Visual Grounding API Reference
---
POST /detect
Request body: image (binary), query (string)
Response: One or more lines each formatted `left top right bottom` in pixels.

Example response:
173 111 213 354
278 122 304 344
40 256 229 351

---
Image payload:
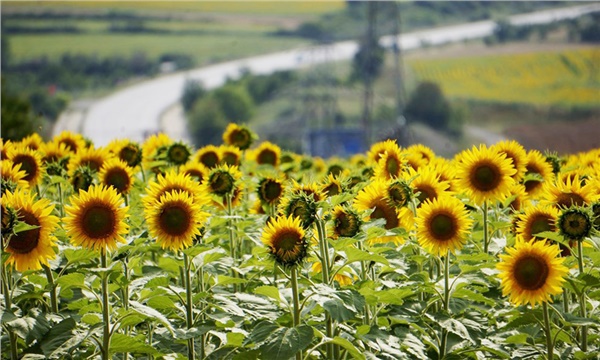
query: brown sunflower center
470 163 501 191
200 152 219 168
559 211 591 240
119 145 140 167
221 152 239 166
257 149 277 166
209 171 235 196
429 213 456 241
556 193 585 209
82 158 102 172
184 169 204 183
287 198 316 228
273 230 301 252
167 144 190 165
415 185 436 207
529 215 554 240
13 154 38 182
260 180 283 203
230 129 251 149
324 182 341 197
8 210 40 254
60 139 78 152
388 183 410 208
371 201 399 230
159 203 192 236
335 211 360 238
104 168 130 193
513 254 549 291
523 166 542 193
385 156 401 178
81 204 116 239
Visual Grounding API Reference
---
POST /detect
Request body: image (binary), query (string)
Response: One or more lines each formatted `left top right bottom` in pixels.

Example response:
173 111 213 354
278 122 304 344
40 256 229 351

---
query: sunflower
143 170 209 207
219 145 242 167
290 180 325 203
0 139 11 160
7 144 45 187
367 139 400 164
67 146 112 175
106 138 142 168
522 150 554 198
406 144 436 165
53 130 87 154
557 207 593 241
165 141 191 165
354 179 399 230
320 173 345 197
2 190 59 272
1 160 29 191
403 166 450 207
39 141 71 165
374 145 405 180
194 145 221 169
326 160 346 177
179 162 208 184
257 176 285 205
261 215 308 267
504 182 530 213
515 205 558 242
455 144 516 205
497 239 568 307
250 141 281 167
416 196 472 256
491 140 528 181
430 158 457 192
19 133 44 151
206 164 242 197
142 132 172 164
540 174 598 210
64 185 129 252
98 158 135 195
222 123 255 150
145 190 208 251
330 205 363 239
212 184 245 210
70 166 95 193
279 193 318 229
386 178 413 209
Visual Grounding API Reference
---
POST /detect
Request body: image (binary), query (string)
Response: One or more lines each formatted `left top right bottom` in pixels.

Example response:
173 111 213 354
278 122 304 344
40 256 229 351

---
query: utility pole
391 1 410 145
361 1 377 147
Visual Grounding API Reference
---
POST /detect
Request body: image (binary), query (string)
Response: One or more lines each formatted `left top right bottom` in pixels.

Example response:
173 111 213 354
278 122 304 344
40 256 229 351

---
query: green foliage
350 36 385 84
1 81 43 141
188 95 229 146
212 85 255 123
181 79 206 112
405 81 452 130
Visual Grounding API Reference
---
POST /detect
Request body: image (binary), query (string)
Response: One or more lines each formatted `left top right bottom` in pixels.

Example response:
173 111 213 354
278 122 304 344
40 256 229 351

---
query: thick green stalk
57 182 65 218
439 252 450 359
1 249 18 360
290 266 302 360
183 252 195 360
543 302 554 360
482 201 489 253
122 259 130 360
43 265 59 313
577 240 587 352
316 219 334 359
199 266 206 360
226 193 238 292
101 250 111 360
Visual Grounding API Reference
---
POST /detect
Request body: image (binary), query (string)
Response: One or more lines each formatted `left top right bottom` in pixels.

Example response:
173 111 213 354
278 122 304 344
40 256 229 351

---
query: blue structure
307 128 367 158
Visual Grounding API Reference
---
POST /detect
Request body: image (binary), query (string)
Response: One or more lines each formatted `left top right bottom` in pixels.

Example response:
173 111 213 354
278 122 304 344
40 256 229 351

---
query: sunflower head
220 145 242 167
64 184 129 252
1 160 29 192
2 189 59 272
492 140 528 181
557 206 593 241
387 178 413 209
404 166 449 208
166 142 192 165
20 133 44 151
207 164 241 197
39 141 70 165
522 150 554 197
374 146 405 180
195 145 221 169
367 139 401 164
516 205 558 242
544 151 564 175
251 141 281 167
98 158 134 195
592 202 600 231
331 205 363 239
354 179 400 230
222 123 255 150
280 193 318 230
416 196 473 256
541 174 597 210
261 215 309 267
1 202 19 236
7 144 45 187
179 162 208 184
117 141 142 168
70 166 96 193
321 174 345 197
326 162 345 177
497 239 569 307
258 176 285 205
53 130 87 154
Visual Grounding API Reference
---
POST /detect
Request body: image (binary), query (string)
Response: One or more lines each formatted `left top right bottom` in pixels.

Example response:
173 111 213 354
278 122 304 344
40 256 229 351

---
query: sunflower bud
557 206 593 241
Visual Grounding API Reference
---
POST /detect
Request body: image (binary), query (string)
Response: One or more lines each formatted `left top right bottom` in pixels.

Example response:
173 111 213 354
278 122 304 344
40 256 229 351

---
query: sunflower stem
226 193 238 292
57 182 65 218
316 218 334 359
290 266 302 360
43 264 59 313
543 302 554 360
100 250 111 360
1 248 18 360
183 252 195 360
121 259 130 360
357 241 371 325
439 251 450 359
483 201 489 253
576 240 587 352
198 265 206 360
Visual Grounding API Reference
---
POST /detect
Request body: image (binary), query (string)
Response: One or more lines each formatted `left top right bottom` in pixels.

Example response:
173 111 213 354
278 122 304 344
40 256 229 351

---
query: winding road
54 3 600 146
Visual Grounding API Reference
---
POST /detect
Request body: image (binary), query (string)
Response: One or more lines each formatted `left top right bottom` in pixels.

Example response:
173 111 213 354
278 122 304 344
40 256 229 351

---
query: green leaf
327 336 365 360
216 275 248 287
81 313 102 326
344 246 389 266
129 301 174 333
12 221 40 234
504 333 529 345
55 273 86 294
194 248 227 267
561 313 599 327
372 288 413 305
110 333 158 355
146 295 176 310
254 286 285 305
534 231 563 243
227 332 245 347
439 318 473 344
259 325 313 360
245 321 279 347
63 248 97 264
39 318 77 357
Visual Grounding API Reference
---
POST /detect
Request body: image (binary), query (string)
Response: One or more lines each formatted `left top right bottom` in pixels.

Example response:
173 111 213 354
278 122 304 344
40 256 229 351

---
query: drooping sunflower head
544 151 564 175
497 239 568 307
206 164 242 197
404 166 450 208
416 195 473 256
165 141 192 166
64 184 129 252
145 190 208 251
522 150 554 198
219 144 242 167
1 160 29 192
6 144 45 187
491 140 528 181
386 178 413 209
98 158 135 195
354 179 400 230
515 205 558 242
279 193 318 230
374 145 405 180
222 123 255 150
540 174 598 210
1 202 19 236
194 145 221 169
557 206 593 241
330 205 363 239
455 144 516 205
179 162 208 184
261 215 308 267
257 175 285 205
144 169 210 207
2 189 59 272
107 139 143 168
250 141 281 167
53 130 87 154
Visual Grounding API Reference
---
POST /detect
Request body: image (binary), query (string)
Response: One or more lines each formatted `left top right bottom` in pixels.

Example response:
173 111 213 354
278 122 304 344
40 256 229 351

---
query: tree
1 81 42 141
405 81 451 130
212 85 254 123
188 96 229 147
181 79 206 112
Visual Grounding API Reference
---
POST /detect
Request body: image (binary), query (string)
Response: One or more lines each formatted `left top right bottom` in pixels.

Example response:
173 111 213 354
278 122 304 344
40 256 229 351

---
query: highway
66 4 600 146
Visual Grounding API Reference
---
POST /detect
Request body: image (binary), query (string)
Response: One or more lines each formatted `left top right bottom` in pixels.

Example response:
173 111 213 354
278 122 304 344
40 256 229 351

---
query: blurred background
1 0 599 158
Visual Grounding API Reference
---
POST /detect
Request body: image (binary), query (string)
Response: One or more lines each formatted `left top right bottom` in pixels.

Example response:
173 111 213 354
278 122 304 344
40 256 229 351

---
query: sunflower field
1 124 600 360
